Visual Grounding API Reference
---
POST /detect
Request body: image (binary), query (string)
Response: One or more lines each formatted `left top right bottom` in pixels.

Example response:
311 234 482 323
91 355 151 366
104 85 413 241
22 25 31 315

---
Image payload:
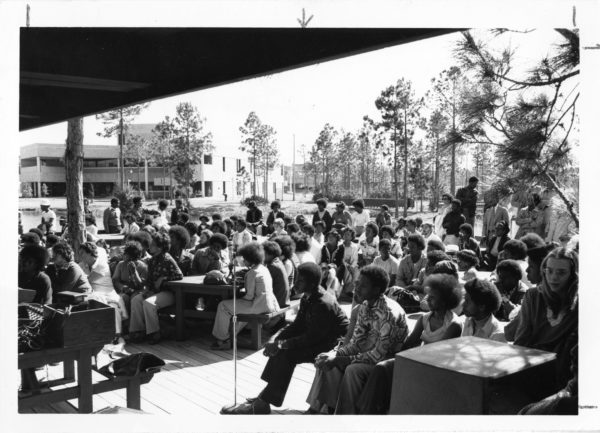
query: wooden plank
137 342 262 410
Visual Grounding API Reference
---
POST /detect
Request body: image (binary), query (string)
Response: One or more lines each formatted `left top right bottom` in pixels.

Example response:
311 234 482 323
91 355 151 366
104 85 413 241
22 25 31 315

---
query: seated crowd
19 192 579 415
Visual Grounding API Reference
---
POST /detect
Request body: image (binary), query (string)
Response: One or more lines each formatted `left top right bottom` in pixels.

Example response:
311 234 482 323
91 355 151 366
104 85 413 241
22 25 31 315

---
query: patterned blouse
337 295 408 364
147 252 184 291
396 253 427 288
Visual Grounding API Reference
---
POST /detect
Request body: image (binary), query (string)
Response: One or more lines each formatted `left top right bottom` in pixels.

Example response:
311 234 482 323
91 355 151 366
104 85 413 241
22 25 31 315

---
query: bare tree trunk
253 144 257 196
536 162 579 227
119 112 125 191
265 149 269 201
393 126 399 218
65 118 86 259
403 109 408 218
163 165 166 199
434 135 440 209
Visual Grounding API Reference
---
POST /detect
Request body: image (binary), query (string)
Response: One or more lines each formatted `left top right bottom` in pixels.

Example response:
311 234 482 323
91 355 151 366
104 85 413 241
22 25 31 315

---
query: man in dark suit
221 262 348 415
455 176 479 227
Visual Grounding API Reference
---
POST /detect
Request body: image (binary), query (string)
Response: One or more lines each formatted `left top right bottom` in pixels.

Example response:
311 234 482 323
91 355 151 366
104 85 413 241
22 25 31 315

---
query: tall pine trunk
65 118 86 259
403 109 408 218
393 126 399 218
434 135 440 210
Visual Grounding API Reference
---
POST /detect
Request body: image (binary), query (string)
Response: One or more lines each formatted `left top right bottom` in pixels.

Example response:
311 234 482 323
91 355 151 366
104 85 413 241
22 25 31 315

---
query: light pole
292 134 295 201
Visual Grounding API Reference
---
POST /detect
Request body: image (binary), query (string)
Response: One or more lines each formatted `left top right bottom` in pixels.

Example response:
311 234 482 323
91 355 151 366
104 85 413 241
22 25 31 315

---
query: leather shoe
220 399 271 415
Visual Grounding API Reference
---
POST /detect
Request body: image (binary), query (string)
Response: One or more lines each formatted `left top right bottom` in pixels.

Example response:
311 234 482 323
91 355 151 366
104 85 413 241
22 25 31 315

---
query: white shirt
121 221 140 235
373 255 399 278
309 238 322 263
233 229 253 250
41 209 58 232
313 233 325 245
342 242 360 268
153 209 169 229
80 254 114 294
351 210 370 228
424 233 443 245
461 314 506 342
296 250 316 265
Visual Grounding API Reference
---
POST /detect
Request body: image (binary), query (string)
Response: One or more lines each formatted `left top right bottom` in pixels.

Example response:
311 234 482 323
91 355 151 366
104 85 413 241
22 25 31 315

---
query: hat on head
41 199 51 206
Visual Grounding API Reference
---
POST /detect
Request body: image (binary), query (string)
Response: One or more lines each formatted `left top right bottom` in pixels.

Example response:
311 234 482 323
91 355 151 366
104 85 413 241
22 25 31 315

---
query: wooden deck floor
19 309 347 415
20 305 422 415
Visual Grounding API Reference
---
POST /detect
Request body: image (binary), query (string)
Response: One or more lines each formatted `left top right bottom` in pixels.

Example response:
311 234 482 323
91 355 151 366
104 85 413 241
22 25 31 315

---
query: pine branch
543 83 562 140
543 102 576 174
498 70 579 88
546 93 579 140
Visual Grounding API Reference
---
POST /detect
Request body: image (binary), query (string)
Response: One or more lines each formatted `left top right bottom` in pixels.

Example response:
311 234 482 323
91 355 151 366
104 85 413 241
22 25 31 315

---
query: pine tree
455 29 579 226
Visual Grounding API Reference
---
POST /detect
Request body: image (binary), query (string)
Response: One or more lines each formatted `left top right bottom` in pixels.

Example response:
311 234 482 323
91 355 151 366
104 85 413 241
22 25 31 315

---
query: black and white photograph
2 0 598 431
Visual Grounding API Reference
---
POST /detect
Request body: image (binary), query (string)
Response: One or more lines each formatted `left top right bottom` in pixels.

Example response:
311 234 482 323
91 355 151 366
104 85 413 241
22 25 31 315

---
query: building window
204 154 212 165
236 159 241 171
41 158 64 167
20 158 37 168
273 182 276 193
204 181 213 197
97 159 118 167
222 157 226 171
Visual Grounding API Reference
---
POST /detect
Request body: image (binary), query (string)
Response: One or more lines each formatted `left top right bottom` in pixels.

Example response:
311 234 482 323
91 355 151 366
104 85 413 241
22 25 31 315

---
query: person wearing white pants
211 242 279 349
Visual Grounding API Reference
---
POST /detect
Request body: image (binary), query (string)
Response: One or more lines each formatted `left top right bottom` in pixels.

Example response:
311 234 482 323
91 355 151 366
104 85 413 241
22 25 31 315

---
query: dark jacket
278 287 348 350
19 271 52 304
170 207 189 225
486 234 510 257
266 210 285 233
267 258 290 308
321 243 338 265
312 210 333 233
455 186 478 213
442 211 466 236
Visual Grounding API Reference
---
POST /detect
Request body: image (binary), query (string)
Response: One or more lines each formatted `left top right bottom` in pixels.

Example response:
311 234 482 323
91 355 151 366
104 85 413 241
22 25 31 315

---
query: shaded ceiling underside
20 27 460 131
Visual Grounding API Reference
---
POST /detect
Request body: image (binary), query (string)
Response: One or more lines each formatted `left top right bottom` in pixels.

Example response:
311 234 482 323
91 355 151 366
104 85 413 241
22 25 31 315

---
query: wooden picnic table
164 276 234 341
97 233 125 247
18 341 104 413
389 336 556 414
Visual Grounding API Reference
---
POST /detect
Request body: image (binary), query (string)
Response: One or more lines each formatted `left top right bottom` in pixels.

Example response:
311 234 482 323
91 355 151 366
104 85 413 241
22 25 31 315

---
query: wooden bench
236 299 301 350
18 362 155 413
91 366 155 410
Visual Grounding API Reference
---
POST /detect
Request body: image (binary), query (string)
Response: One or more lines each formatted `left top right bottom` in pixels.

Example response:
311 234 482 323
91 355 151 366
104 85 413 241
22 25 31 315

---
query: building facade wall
20 143 286 199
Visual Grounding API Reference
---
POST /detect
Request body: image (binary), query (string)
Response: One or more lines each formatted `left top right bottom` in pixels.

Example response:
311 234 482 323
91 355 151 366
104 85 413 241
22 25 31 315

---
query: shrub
240 195 268 206
311 192 326 203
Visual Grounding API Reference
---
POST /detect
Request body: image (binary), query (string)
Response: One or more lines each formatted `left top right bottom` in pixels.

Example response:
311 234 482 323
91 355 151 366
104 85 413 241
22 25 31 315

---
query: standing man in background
103 198 122 234
455 176 479 228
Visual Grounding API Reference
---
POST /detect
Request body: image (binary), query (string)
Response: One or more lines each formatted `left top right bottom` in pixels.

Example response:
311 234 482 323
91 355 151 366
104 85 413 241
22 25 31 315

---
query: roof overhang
20 27 461 131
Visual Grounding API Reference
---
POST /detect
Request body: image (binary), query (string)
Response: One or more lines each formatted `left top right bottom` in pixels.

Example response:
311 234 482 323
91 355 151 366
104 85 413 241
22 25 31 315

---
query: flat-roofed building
20 141 286 200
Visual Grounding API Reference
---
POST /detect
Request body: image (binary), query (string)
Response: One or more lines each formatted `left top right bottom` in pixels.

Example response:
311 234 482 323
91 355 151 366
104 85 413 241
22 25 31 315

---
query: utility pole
301 143 307 189
292 134 296 201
